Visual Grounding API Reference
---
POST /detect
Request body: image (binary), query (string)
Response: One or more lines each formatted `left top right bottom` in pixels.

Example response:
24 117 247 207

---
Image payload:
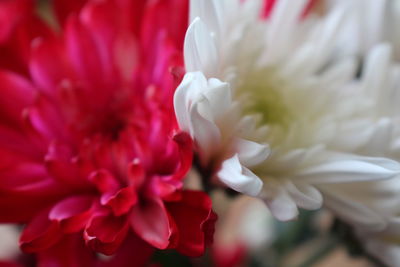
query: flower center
68 90 135 141
237 68 293 128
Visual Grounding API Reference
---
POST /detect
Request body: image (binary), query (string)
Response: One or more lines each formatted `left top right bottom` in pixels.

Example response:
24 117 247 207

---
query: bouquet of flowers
0 0 400 266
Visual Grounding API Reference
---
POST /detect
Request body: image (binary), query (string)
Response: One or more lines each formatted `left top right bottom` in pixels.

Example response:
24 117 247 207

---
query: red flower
0 0 216 258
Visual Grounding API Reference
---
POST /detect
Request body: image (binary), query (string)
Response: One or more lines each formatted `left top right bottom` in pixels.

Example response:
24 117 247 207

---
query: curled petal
218 154 263 197
167 190 217 257
84 213 129 255
285 182 323 210
260 179 299 221
172 131 193 181
20 209 62 253
101 187 137 216
237 139 270 167
130 197 171 249
49 195 95 233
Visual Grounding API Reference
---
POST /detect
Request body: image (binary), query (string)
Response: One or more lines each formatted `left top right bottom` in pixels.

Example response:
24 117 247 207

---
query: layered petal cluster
0 0 216 259
175 0 400 232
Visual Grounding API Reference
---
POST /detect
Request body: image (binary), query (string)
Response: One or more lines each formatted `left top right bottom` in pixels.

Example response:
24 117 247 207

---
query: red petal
49 195 95 233
89 169 120 194
0 262 24 267
65 15 107 87
52 0 88 26
262 0 277 18
0 188 62 222
0 2 52 75
171 131 193 181
211 244 247 267
166 190 217 257
130 197 171 249
0 70 35 127
141 0 188 50
127 159 145 189
99 234 154 267
150 177 181 200
44 142 91 188
0 0 33 43
84 214 129 255
30 37 75 97
37 234 96 267
80 0 137 83
22 96 65 143
20 209 62 253
101 186 137 216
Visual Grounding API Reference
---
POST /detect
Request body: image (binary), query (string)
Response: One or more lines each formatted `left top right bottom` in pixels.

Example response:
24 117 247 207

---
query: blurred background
0 0 397 266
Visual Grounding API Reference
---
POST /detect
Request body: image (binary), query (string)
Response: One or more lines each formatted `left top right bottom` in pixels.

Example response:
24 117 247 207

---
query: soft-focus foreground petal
167 190 217 257
84 214 129 256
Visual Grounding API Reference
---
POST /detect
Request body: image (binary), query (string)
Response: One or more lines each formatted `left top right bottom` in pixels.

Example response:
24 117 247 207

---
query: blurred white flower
214 195 275 251
0 224 20 260
211 194 275 266
174 0 400 233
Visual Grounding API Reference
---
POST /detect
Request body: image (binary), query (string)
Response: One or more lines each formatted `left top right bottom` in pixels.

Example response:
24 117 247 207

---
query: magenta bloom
0 0 216 259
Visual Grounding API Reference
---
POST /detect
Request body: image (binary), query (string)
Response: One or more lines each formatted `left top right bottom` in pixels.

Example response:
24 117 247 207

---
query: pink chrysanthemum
0 0 216 260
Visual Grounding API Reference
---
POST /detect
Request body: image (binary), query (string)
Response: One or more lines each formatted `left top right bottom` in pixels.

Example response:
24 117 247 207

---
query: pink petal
130 197 171 249
127 159 146 189
20 209 62 253
101 186 138 216
84 213 129 255
49 195 95 233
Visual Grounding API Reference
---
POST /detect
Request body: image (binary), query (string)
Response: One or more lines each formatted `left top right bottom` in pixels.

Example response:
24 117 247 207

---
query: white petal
202 78 232 120
363 238 400 267
174 73 196 132
321 189 387 231
360 118 392 156
237 139 270 167
319 58 357 88
189 0 223 40
184 18 218 77
296 154 400 184
267 0 308 61
362 43 392 98
190 100 221 162
286 182 323 210
260 178 299 221
218 154 263 197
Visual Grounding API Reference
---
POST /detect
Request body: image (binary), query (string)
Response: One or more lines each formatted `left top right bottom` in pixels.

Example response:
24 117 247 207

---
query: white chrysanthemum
328 0 400 60
175 0 400 230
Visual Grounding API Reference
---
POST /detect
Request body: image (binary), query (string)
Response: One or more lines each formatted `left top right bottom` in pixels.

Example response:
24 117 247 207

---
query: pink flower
0 0 216 258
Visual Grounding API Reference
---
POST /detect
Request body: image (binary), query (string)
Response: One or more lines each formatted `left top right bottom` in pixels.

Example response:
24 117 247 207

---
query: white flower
328 0 400 60
213 195 275 253
174 0 400 231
